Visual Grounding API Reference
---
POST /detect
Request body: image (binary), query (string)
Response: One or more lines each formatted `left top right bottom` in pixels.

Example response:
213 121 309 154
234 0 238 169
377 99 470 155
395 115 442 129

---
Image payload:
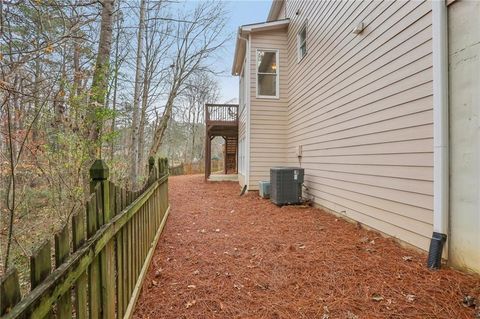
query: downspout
237 31 250 190
428 0 449 269
245 34 251 191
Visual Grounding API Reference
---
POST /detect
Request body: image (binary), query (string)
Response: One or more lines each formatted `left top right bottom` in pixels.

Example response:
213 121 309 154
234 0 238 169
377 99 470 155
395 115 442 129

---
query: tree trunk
191 101 202 161
88 0 115 158
32 58 41 142
110 14 121 161
138 67 150 177
71 15 82 129
184 101 193 164
54 51 66 130
130 0 146 185
149 84 177 157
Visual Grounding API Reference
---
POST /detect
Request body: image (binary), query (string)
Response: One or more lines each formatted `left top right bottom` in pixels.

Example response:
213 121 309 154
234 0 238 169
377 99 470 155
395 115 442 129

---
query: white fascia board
241 19 290 33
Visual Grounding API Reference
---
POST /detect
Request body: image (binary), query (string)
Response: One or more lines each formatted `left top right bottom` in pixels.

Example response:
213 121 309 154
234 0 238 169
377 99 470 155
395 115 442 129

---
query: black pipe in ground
427 232 447 269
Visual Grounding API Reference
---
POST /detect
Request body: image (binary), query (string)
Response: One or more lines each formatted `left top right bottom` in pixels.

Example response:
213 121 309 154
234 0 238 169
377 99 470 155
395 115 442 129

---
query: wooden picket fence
0 157 170 319
169 163 184 176
169 159 223 176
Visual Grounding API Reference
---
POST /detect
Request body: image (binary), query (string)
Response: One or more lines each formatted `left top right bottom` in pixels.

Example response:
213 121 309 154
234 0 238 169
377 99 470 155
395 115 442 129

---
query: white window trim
255 49 280 99
239 62 245 114
297 22 307 62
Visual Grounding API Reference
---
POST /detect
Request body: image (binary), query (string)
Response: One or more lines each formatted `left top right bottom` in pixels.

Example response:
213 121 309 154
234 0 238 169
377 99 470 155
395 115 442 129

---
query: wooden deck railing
0 157 170 319
205 104 238 124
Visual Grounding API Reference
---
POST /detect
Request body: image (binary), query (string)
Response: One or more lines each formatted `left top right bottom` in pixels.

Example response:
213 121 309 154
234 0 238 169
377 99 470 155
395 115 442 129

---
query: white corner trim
246 34 251 190
432 0 449 236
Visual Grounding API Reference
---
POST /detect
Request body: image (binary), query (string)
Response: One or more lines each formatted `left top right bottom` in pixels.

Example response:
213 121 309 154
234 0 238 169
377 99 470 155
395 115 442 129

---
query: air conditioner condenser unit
270 167 304 205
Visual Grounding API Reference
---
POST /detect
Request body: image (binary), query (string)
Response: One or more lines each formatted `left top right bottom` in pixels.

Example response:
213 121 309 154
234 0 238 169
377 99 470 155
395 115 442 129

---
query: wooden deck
205 104 239 179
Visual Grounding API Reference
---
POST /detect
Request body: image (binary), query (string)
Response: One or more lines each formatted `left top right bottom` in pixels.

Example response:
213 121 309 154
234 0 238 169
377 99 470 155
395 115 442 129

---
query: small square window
298 24 307 61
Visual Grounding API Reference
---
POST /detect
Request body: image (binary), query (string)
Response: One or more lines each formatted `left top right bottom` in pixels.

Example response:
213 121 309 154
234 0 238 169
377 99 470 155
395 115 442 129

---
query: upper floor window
297 23 307 61
256 49 279 98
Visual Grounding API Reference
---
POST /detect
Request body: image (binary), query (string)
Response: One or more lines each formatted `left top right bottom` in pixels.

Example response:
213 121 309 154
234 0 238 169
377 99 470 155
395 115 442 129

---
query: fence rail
0 157 170 319
169 160 223 176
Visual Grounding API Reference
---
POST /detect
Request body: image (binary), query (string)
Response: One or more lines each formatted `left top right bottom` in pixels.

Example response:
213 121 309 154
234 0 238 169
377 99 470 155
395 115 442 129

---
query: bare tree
0 0 228 277
129 0 147 184
108 0 125 161
88 0 116 157
0 0 96 272
136 0 172 179
148 1 228 158
180 73 219 163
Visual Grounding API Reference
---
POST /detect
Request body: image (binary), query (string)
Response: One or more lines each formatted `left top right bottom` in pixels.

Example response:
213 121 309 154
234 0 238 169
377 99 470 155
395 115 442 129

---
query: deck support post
205 133 211 180
223 137 228 174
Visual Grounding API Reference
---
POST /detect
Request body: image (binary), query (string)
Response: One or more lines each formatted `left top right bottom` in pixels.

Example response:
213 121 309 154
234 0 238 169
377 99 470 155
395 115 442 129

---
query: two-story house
232 0 479 273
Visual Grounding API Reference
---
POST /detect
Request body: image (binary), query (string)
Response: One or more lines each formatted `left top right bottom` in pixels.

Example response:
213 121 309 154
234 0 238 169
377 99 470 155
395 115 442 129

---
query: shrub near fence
0 157 170 319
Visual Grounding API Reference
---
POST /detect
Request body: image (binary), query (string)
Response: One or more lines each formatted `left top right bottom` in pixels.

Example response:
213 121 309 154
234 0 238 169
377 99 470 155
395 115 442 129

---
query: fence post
55 225 72 319
89 159 115 319
164 158 169 175
0 268 21 316
158 158 164 175
148 156 155 184
72 209 88 319
30 241 52 318
148 156 155 173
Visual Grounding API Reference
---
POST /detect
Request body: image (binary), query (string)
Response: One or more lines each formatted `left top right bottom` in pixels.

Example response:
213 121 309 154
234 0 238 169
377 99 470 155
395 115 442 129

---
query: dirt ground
133 175 480 319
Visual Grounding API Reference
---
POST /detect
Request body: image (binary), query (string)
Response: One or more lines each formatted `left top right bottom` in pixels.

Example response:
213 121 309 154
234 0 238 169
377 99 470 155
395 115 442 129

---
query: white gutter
241 19 290 32
238 34 248 45
428 0 449 269
232 19 289 75
232 27 247 75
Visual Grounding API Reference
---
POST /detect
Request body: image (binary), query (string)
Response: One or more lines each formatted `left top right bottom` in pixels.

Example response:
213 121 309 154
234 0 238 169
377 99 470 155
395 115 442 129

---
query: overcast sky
215 0 273 102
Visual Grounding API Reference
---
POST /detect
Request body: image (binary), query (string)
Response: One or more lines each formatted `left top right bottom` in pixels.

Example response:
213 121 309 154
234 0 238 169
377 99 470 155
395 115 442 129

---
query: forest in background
0 0 229 287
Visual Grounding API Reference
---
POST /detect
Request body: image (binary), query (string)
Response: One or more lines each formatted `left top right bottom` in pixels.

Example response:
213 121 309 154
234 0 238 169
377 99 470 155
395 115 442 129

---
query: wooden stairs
224 136 238 174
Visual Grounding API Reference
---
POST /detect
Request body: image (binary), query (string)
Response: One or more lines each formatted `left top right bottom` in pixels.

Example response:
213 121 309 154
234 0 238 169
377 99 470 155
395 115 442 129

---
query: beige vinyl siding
239 108 247 139
248 29 289 190
284 0 434 250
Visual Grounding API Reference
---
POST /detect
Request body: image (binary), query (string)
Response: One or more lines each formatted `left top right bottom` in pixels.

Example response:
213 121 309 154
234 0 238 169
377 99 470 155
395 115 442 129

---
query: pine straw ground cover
133 175 480 319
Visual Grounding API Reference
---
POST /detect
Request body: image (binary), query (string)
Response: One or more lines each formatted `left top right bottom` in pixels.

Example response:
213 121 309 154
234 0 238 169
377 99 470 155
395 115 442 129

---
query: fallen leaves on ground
185 300 196 309
133 175 480 319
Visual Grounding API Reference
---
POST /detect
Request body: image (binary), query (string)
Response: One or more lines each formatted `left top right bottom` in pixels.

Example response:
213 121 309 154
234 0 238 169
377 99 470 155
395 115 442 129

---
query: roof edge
267 0 285 22
231 28 247 76
231 19 289 76
240 18 289 32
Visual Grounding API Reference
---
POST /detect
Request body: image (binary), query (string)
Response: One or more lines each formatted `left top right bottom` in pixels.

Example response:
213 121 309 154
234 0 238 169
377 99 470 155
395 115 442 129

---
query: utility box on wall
270 167 304 205
259 181 271 198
